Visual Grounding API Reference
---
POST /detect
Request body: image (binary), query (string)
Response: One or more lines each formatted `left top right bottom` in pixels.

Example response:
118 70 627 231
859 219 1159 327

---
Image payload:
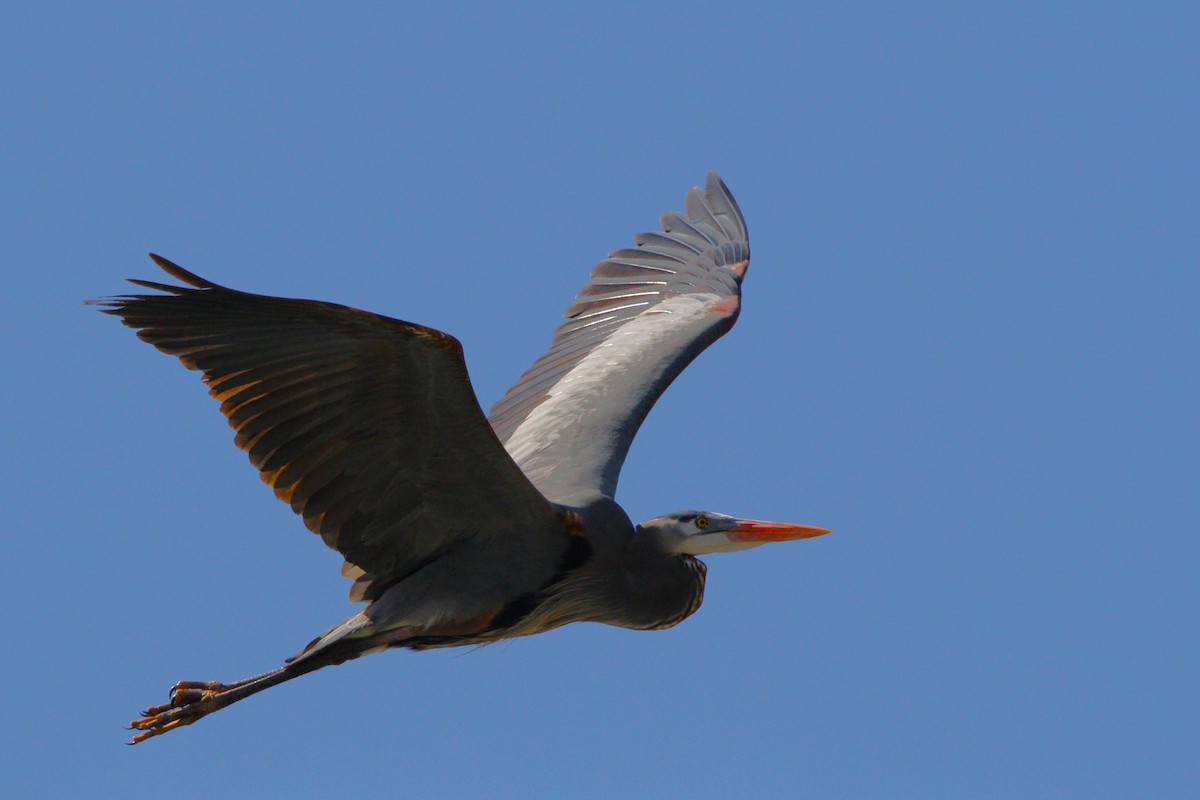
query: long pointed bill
726 518 832 542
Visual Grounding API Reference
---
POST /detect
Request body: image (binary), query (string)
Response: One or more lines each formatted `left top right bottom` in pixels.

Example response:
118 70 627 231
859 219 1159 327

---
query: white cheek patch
678 531 764 556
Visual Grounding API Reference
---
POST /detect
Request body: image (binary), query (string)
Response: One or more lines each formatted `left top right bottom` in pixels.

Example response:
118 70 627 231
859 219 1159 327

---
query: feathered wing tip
86 253 228 308
649 173 749 276
143 253 224 290
704 172 748 242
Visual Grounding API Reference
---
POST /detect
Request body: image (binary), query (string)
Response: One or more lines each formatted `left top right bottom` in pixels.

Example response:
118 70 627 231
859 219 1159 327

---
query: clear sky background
2 3 1196 798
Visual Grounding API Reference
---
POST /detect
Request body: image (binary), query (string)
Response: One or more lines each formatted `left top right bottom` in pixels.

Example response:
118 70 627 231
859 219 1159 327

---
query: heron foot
128 680 235 744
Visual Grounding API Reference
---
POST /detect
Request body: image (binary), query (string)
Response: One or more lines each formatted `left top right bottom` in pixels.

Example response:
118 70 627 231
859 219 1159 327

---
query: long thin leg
128 664 309 744
126 627 419 744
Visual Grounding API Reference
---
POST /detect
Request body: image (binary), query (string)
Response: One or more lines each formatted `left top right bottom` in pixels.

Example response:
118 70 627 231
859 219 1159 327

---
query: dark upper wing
97 255 562 602
487 173 750 502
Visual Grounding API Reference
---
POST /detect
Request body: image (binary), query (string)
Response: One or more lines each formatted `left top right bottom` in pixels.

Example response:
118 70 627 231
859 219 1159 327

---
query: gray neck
594 529 707 631
517 499 706 634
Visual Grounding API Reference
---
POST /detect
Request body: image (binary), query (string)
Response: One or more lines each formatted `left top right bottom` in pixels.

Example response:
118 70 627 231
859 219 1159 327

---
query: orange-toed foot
128 680 237 744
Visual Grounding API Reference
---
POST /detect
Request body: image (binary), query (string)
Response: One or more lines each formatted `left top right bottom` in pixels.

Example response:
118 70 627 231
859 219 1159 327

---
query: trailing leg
129 662 319 744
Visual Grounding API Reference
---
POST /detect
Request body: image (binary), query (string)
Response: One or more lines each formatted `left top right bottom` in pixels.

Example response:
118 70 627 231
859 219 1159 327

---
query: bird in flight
96 173 830 743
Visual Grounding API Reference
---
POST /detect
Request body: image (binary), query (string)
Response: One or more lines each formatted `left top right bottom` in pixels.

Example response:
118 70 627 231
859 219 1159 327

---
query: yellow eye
696 516 709 529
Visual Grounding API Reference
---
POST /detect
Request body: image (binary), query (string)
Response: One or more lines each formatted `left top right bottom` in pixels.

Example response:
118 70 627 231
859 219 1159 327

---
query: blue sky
3 3 1196 797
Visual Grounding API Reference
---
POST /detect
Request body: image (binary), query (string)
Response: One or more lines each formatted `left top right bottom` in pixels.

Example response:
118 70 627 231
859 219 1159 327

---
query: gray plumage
490 174 748 500
95 173 829 743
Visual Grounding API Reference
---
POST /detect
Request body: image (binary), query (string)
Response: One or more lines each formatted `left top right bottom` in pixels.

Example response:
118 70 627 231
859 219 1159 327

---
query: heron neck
604 533 707 631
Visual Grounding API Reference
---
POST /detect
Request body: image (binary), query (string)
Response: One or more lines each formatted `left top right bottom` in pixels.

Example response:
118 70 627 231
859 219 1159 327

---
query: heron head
640 511 831 556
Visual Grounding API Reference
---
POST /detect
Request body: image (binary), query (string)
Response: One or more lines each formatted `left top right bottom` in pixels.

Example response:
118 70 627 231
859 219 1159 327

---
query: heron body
96 174 830 742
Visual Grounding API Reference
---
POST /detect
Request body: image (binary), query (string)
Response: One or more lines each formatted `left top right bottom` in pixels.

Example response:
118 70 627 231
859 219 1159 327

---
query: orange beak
726 518 832 542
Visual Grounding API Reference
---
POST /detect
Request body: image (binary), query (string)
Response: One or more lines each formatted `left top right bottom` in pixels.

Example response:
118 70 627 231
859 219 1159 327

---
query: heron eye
695 516 709 529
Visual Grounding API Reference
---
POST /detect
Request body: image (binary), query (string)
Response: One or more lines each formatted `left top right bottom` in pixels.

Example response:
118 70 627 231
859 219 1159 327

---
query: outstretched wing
97 255 562 602
487 173 750 502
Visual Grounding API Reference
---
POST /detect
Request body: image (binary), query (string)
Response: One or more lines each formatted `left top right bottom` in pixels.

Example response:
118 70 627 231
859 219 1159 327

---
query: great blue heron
96 173 830 743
